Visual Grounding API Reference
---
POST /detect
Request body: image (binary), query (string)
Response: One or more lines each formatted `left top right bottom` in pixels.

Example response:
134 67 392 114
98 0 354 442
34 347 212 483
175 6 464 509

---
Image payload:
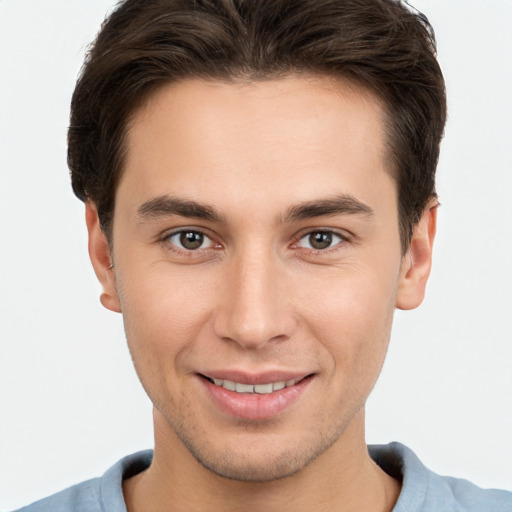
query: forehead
118 76 394 222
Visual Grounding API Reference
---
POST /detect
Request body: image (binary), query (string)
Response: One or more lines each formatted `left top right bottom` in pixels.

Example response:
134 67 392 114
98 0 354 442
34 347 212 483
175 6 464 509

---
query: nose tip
213 300 294 350
217 317 290 350
212 259 296 350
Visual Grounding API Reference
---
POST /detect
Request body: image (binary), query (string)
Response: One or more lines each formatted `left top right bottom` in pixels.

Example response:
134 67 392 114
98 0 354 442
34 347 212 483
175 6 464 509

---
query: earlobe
85 202 122 313
396 201 438 310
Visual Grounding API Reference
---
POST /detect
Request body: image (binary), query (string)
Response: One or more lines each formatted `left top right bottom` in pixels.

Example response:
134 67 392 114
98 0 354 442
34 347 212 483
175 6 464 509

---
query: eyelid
291 228 351 252
158 225 351 255
160 226 221 252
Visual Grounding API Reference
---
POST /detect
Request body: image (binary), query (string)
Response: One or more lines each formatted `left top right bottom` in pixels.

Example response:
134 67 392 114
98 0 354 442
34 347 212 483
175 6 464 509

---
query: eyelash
160 229 220 254
159 228 349 256
293 230 348 254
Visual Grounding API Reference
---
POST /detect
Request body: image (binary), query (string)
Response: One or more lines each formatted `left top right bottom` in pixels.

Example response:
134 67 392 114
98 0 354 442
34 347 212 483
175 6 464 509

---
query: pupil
180 231 203 250
310 232 332 250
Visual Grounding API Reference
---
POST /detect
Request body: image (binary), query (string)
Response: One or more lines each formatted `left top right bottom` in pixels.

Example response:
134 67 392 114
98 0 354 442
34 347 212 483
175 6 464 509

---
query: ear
85 202 122 313
396 201 438 310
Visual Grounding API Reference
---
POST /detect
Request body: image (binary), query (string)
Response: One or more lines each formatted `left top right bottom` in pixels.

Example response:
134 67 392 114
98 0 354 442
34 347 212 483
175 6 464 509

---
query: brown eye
180 231 204 250
309 232 332 249
298 231 343 250
168 230 214 251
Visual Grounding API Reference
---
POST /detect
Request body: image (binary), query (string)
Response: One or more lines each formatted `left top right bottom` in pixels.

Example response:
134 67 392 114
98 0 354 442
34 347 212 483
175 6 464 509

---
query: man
13 0 512 511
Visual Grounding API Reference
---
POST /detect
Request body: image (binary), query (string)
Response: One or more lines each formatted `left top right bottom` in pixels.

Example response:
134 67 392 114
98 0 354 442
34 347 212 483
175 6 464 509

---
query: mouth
198 372 314 420
201 375 306 395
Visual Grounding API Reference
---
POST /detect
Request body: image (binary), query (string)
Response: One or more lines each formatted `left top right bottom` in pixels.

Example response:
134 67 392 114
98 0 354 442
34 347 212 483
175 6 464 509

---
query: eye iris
309 231 332 250
180 231 203 250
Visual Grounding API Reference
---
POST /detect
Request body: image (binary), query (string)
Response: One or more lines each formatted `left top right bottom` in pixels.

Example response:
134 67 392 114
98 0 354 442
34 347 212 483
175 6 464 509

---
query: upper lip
198 370 312 385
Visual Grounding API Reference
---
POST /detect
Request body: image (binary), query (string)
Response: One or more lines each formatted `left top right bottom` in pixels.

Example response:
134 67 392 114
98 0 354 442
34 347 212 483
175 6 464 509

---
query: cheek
115 265 216 375
300 262 398 375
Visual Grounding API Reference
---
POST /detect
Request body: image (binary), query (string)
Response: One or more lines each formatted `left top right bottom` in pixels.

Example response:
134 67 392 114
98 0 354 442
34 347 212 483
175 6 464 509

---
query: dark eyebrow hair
282 194 374 222
137 195 224 223
137 193 373 224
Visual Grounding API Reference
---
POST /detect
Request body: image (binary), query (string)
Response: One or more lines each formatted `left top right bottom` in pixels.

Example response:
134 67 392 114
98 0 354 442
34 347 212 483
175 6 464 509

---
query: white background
1 1 511 509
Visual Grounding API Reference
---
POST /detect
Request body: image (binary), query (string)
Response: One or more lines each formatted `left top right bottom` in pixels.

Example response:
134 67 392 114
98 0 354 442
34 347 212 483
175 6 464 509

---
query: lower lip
201 376 312 420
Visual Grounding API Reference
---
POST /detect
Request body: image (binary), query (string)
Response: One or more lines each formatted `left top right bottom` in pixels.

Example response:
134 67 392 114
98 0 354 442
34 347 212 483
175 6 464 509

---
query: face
88 76 434 482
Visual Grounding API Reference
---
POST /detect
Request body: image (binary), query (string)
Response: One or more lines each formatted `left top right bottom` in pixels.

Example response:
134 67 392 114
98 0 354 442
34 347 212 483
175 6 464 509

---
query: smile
201 373 313 420
210 377 302 394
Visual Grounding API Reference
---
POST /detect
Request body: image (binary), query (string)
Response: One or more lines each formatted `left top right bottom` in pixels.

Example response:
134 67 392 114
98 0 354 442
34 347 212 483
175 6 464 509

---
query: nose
212 247 297 350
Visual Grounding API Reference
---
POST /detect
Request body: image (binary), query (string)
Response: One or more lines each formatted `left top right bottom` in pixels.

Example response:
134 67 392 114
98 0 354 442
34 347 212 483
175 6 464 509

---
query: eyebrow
136 193 374 224
137 195 224 223
282 194 374 222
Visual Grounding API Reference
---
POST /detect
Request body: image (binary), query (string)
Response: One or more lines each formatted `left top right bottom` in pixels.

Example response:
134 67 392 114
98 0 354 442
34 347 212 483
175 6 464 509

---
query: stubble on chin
156 400 361 483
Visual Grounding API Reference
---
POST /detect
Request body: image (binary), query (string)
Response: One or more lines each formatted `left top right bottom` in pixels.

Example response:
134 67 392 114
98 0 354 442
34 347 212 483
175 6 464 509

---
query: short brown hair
68 0 446 252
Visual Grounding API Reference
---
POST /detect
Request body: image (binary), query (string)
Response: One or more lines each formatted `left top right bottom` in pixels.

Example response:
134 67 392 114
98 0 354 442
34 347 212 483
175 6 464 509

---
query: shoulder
13 478 102 512
12 450 153 512
369 442 512 512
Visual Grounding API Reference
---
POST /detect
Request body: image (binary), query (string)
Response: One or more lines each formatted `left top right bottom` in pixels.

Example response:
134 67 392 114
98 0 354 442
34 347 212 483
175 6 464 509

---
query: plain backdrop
1 1 511 509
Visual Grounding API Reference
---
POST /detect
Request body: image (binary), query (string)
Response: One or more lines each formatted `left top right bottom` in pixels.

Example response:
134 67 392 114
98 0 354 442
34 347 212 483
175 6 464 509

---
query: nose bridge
213 242 294 349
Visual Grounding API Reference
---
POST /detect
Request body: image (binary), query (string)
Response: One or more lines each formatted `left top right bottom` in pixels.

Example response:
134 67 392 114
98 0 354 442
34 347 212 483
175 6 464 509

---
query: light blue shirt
14 443 512 511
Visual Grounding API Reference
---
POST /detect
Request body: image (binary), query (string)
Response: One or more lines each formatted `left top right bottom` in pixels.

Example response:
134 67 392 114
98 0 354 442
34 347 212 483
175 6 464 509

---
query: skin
87 76 436 512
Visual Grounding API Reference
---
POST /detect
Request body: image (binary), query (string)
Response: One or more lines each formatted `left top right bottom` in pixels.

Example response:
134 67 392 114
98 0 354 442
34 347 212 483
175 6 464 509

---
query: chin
174 420 344 483
189 445 316 482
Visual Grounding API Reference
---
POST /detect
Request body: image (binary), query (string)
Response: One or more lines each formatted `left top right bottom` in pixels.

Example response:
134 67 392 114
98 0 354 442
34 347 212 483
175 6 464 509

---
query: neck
123 408 400 512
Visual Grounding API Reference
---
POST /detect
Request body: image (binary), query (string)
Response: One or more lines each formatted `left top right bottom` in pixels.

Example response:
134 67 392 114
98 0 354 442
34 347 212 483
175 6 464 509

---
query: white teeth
223 380 236 391
235 383 254 393
254 383 273 394
210 377 301 394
